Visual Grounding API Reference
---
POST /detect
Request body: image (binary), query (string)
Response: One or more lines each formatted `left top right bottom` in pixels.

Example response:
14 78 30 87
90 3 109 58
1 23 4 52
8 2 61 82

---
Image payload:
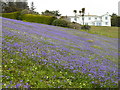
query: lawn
80 26 119 38
2 17 118 88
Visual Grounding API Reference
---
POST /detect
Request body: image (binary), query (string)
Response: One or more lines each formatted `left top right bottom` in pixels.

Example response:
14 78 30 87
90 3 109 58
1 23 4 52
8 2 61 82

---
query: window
89 17 91 20
99 23 101 26
74 17 77 21
96 22 101 26
95 17 97 20
105 17 108 20
105 22 108 25
92 23 95 25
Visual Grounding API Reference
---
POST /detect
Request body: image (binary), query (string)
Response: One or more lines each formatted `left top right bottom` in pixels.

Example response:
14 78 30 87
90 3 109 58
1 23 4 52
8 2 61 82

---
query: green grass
2 18 118 88
2 50 99 88
80 26 119 38
91 45 103 50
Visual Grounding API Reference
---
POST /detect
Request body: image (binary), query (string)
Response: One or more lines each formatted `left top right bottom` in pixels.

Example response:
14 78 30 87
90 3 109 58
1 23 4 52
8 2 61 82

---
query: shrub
52 19 68 27
21 9 31 15
21 9 39 15
67 22 81 29
2 12 21 20
52 19 82 29
21 14 56 25
81 25 91 30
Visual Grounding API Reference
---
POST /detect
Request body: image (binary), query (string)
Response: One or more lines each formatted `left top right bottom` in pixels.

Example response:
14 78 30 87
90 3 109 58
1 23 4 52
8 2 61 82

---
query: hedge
21 14 57 25
1 12 21 20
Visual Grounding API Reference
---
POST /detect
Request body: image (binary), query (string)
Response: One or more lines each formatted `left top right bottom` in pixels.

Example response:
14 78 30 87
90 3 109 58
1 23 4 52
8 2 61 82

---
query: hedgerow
2 12 21 20
21 14 57 25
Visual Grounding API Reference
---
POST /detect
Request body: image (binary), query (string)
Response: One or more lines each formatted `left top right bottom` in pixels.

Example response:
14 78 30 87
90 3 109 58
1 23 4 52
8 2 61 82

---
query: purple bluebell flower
2 17 118 87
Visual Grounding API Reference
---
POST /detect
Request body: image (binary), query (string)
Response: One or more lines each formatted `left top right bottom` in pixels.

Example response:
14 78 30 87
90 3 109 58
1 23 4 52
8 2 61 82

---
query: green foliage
2 49 96 88
52 19 68 27
81 25 91 30
117 16 120 27
2 18 118 88
81 8 85 14
52 19 81 29
73 10 77 13
21 14 56 25
67 22 81 29
21 9 31 15
111 13 118 27
20 9 39 15
87 40 94 43
2 1 29 13
2 12 21 20
30 2 36 12
91 45 103 50
41 10 61 16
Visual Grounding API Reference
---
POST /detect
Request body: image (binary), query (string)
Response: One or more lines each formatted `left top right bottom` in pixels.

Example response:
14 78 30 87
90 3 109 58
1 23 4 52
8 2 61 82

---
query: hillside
81 26 119 38
2 17 118 88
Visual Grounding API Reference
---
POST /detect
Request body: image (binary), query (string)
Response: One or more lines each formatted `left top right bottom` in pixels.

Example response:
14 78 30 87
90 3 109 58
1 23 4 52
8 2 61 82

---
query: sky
28 0 119 16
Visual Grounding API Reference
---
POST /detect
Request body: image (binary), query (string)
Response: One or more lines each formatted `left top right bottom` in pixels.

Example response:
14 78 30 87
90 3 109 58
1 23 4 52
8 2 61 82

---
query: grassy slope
2 18 118 88
80 26 118 38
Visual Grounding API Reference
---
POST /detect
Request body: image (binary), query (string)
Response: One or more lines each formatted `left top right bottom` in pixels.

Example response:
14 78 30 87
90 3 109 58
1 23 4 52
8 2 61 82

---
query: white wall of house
68 12 111 26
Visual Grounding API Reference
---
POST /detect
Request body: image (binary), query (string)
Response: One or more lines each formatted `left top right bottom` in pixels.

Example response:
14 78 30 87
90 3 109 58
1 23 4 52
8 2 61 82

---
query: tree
81 8 85 25
0 0 7 13
30 2 35 12
79 10 82 15
52 10 61 16
111 13 118 26
29 2 39 14
15 0 29 10
41 10 61 17
73 10 77 22
1 0 29 13
1 0 17 13
117 16 120 27
73 10 77 14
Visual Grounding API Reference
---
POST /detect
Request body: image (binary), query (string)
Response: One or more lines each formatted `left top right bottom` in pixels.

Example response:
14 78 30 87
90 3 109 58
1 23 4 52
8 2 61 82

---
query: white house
68 12 111 26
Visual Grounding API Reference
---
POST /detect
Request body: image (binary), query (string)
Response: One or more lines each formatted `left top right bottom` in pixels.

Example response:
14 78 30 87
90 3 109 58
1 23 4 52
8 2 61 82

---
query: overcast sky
28 0 119 16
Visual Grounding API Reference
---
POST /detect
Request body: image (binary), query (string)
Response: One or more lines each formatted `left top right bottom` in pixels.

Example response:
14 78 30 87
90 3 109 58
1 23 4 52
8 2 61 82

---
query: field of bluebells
2 17 118 88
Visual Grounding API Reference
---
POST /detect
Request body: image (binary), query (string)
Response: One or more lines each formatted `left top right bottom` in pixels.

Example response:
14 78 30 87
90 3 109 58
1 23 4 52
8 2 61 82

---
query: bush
81 25 91 30
21 9 39 15
67 22 81 29
52 19 82 29
52 19 68 27
2 12 21 20
21 14 56 25
21 9 31 15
